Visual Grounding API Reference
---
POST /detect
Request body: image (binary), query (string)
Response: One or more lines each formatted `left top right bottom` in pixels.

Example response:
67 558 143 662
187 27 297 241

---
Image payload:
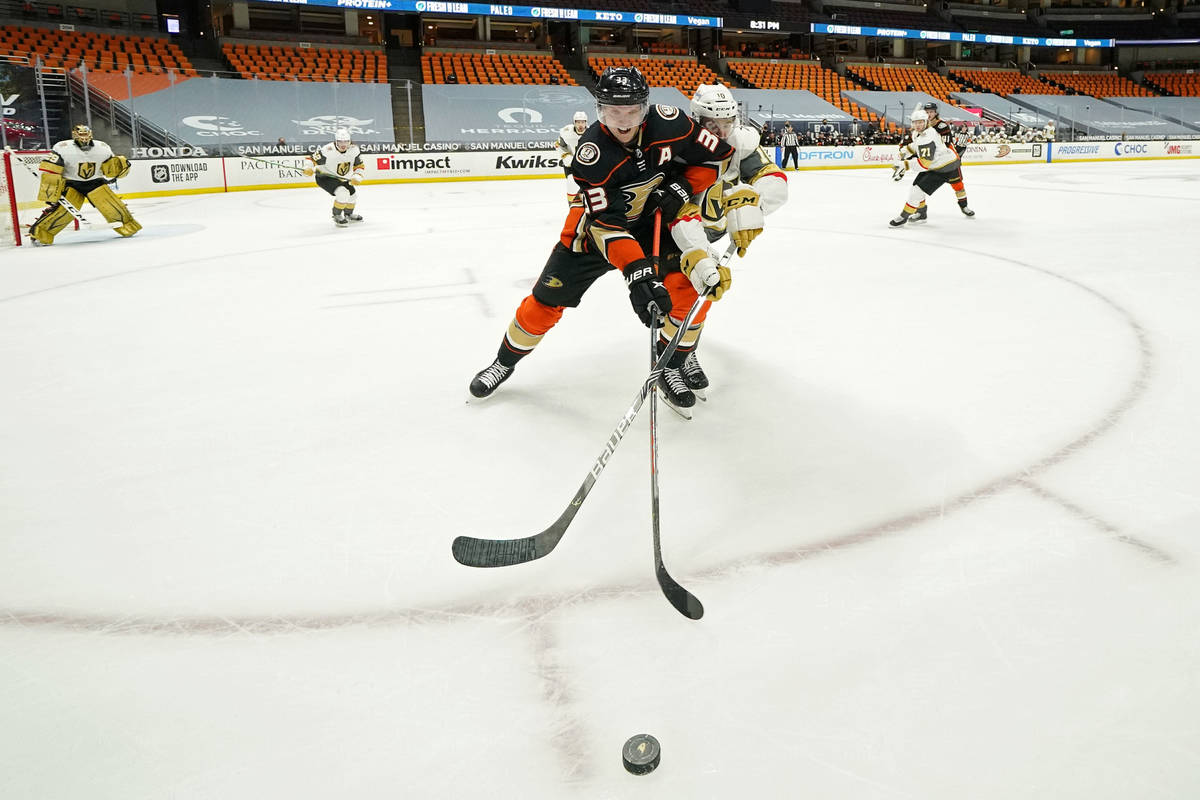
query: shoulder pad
569 130 620 184
729 126 760 157
645 105 693 138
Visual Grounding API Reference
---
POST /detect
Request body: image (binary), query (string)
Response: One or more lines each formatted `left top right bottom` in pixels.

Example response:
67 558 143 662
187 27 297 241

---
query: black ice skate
681 350 709 401
333 209 349 227
889 212 910 227
657 366 696 420
910 207 928 222
959 204 975 217
469 359 513 399
346 211 364 223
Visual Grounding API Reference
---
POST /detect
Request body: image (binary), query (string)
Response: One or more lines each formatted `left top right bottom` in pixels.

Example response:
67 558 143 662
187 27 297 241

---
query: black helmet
921 102 939 113
595 67 650 106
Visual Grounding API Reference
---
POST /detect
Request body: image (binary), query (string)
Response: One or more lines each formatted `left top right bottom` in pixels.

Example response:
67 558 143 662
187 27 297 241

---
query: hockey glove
681 248 732 301
350 173 364 185
623 257 672 328
650 177 693 222
561 153 574 169
891 161 909 182
724 186 764 257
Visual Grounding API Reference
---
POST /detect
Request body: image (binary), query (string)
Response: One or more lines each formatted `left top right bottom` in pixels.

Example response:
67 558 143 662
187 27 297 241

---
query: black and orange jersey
558 104 733 271
930 118 959 156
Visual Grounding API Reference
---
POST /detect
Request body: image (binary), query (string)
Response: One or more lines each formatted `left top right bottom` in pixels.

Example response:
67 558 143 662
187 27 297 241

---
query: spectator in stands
446 72 458 84
780 122 800 169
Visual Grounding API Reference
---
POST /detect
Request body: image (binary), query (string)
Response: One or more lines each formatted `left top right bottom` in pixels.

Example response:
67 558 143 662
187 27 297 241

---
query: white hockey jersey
671 123 788 253
49 139 116 182
309 141 364 180
900 126 960 172
555 123 584 166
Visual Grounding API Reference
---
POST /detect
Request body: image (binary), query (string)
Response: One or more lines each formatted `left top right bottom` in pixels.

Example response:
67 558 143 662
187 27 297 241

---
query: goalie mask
334 127 352 153
690 84 739 140
71 124 94 149
594 67 650 145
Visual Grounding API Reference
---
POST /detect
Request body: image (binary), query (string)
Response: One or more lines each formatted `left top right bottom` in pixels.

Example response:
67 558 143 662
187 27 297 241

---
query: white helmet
334 127 351 142
573 111 587 122
690 84 738 122
909 108 927 129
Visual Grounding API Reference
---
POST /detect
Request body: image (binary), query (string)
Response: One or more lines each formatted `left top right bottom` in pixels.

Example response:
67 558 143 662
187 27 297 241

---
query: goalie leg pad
28 202 77 245
86 183 140 237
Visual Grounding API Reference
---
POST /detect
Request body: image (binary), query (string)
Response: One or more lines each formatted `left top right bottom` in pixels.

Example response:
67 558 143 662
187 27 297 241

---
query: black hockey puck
621 733 661 775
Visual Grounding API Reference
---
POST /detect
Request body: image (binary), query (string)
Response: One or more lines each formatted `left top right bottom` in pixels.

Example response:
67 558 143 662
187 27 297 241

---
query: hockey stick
648 210 704 620
451 249 728 570
11 153 121 230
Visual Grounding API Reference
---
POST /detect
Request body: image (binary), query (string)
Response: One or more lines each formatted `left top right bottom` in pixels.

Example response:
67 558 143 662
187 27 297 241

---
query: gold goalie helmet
71 124 94 149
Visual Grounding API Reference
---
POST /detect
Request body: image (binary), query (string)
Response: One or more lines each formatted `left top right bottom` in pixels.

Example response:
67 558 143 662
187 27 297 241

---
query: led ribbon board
809 23 1115 49
257 0 721 27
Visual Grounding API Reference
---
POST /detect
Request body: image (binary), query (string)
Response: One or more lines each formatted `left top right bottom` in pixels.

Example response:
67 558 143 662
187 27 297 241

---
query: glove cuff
680 248 707 276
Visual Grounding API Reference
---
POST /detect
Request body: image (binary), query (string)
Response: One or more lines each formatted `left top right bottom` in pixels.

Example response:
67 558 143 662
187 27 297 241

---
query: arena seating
223 42 386 82
586 55 724 95
728 59 900 133
421 51 575 85
950 68 1064 96
847 63 962 103
1143 71 1200 97
0 24 194 74
1040 70 1153 98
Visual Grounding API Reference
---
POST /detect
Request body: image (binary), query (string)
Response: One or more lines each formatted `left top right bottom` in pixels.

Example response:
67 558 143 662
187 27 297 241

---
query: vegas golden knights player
29 124 141 245
468 67 734 406
890 108 974 226
304 128 365 226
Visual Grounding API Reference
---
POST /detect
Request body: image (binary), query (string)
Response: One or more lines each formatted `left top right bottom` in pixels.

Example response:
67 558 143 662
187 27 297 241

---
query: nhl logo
150 165 171 183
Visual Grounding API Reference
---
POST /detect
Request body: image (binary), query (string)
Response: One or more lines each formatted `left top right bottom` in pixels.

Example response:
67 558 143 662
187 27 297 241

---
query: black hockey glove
622 257 672 328
649 177 692 222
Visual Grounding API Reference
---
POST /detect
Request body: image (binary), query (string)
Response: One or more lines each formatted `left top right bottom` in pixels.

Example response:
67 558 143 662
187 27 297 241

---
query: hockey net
1 149 75 247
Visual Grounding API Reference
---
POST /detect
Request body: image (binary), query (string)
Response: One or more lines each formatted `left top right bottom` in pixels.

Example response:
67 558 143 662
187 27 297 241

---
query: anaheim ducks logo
575 142 600 167
621 174 664 220
543 276 564 289
996 145 1012 158
656 105 679 119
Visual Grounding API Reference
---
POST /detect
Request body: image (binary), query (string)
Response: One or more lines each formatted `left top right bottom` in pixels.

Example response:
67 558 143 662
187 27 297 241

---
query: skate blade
661 397 693 420
693 388 707 402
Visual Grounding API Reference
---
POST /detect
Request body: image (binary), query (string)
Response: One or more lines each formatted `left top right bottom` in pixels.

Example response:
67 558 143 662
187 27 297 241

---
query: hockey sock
498 295 564 366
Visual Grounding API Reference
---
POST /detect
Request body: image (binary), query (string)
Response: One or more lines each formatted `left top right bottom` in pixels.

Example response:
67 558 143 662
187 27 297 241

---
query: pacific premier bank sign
263 0 722 26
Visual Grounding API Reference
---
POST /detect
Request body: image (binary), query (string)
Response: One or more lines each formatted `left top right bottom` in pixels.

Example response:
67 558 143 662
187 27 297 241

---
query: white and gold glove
891 161 909 181
350 173 363 184
723 185 763 257
681 248 732 301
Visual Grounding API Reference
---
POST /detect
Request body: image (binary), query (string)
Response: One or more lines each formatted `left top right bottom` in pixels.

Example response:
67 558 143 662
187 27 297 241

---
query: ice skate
959 204 975 217
657 366 695 420
910 207 928 223
469 359 513 399
345 211 363 223
681 350 709 401
333 209 349 227
889 213 910 227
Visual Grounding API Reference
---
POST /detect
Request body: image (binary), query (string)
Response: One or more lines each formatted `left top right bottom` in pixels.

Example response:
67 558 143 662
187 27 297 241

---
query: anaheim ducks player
660 83 789 410
889 108 974 227
29 124 140 245
304 128 364 226
468 66 734 401
554 110 589 201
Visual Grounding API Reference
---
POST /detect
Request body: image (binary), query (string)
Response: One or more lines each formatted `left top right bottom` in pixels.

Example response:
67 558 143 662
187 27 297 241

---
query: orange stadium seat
727 58 900 134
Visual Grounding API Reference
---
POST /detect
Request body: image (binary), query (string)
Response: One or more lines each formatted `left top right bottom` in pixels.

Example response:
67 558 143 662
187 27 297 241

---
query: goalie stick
11 152 122 230
647 211 704 620
451 240 736 570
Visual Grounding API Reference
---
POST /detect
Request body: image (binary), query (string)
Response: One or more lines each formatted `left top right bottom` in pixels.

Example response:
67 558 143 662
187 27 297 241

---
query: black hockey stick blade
452 481 588 567
657 564 704 620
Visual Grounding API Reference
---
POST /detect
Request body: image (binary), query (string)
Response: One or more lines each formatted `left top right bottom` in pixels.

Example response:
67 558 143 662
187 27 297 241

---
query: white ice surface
2 160 1199 799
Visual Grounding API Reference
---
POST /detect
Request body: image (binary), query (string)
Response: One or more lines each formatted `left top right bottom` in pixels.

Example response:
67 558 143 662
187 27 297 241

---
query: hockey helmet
71 123 93 149
922 101 939 119
573 111 588 122
909 108 929 131
334 127 351 152
594 67 650 143
572 110 589 132
690 84 738 139
594 67 650 106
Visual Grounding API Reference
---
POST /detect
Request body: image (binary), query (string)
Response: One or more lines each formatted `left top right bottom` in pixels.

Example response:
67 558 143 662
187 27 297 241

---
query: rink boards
111 139 1200 199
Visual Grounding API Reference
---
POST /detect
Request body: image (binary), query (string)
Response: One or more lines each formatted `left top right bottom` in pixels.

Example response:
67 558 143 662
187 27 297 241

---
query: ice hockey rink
2 159 1199 799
